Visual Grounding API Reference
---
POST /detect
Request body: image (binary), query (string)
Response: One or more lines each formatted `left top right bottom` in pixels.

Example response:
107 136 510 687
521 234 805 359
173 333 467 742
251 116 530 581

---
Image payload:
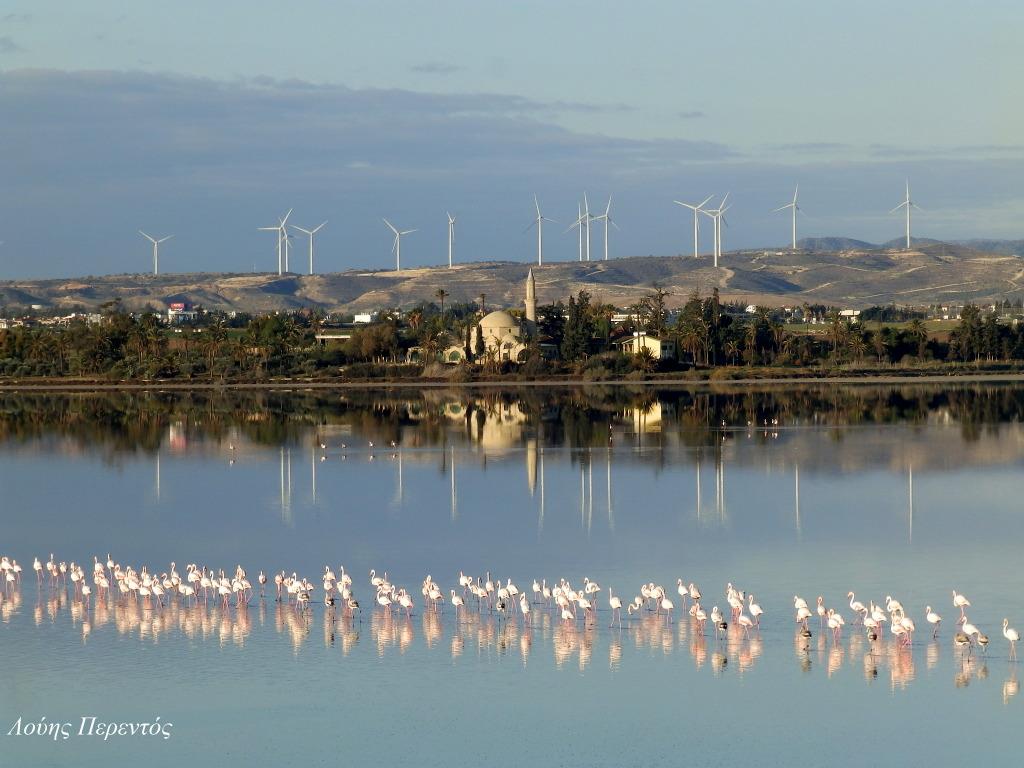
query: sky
1 1 1022 278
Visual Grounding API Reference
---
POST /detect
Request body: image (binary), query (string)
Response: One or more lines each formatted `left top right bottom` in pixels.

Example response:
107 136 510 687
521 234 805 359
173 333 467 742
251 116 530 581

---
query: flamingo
737 612 754 638
816 596 827 626
450 590 465 621
953 590 970 618
748 595 764 627
796 605 812 629
608 589 623 628
660 595 674 623
848 592 866 623
520 594 531 623
711 606 727 639
926 606 942 638
827 609 844 643
1003 619 1019 660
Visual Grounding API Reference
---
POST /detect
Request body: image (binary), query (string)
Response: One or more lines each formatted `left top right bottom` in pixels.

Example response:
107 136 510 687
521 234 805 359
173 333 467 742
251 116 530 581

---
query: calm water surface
0 386 1020 767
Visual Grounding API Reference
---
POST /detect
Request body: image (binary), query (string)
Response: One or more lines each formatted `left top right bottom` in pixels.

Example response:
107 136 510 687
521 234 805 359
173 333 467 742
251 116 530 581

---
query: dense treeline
2 293 1024 380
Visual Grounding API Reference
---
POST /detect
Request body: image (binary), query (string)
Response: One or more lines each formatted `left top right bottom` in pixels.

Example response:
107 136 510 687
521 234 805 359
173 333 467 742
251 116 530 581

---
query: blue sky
1 1 1022 278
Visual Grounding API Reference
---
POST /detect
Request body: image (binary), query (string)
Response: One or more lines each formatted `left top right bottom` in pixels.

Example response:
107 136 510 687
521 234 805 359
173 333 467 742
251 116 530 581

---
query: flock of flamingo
0 553 1018 662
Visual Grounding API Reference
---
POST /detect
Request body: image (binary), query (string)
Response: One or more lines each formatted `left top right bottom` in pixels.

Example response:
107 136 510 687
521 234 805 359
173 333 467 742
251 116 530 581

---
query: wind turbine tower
525 195 557 266
292 221 327 275
259 208 292 275
673 195 713 257
591 195 618 261
700 193 729 267
890 179 920 250
383 218 417 271
446 212 456 268
772 185 801 250
567 195 593 262
139 231 172 275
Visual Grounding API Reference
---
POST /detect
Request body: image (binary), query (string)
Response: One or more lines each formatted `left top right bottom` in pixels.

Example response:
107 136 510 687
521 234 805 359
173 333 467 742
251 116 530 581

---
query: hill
3 243 1024 314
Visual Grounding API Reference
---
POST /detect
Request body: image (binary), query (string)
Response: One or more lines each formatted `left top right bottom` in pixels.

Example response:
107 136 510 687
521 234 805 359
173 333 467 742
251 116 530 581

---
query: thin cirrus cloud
0 68 1020 278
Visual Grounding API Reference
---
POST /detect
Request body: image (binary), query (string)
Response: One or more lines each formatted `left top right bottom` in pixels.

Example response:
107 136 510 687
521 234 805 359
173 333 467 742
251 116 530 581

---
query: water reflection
4 580 1019 703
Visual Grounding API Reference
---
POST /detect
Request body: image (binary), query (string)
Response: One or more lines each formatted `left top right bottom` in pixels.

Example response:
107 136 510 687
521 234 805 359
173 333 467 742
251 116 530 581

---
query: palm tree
724 339 740 366
635 347 656 373
203 320 228 377
745 321 759 366
827 311 848 358
435 289 450 326
908 319 928 358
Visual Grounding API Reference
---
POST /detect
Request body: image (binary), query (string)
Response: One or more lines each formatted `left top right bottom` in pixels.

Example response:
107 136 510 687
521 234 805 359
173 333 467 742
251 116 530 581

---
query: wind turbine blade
720 192 730 208
610 219 620 231
523 220 538 233
313 221 327 233
793 184 799 204
772 204 791 213
534 194 541 217
698 195 714 208
401 229 417 235
541 216 559 224
604 195 612 216
281 208 293 226
383 218 399 234
158 235 173 243
889 203 907 214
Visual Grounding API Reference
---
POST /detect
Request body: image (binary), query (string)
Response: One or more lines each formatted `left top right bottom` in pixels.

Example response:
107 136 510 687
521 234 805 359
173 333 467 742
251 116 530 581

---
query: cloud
0 36 23 54
676 110 705 119
769 142 851 153
0 68 1020 278
410 61 464 75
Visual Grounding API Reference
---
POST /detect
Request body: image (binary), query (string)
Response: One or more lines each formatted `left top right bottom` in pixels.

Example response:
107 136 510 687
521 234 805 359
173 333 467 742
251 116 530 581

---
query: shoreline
1 371 1024 391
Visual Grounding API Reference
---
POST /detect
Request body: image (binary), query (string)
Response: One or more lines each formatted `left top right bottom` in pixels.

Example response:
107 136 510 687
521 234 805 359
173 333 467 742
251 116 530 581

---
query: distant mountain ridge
2 242 1024 315
798 236 1024 255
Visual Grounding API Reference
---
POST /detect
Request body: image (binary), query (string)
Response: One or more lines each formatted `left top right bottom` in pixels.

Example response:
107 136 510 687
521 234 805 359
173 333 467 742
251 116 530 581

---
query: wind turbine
700 193 730 267
524 195 557 266
673 195 713 258
773 185 801 250
139 231 172 275
890 179 920 250
258 208 292 275
383 218 416 271
291 221 327 275
567 194 593 262
590 195 619 261
446 212 456 268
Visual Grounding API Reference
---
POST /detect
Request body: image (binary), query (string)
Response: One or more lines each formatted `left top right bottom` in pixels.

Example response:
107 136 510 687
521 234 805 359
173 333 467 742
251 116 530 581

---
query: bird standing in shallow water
953 590 970 618
926 606 942 638
1004 619 1019 660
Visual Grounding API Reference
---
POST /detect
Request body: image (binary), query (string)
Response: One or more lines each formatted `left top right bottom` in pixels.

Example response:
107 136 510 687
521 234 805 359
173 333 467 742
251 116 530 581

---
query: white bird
737 612 754 637
953 590 970 617
748 594 764 626
848 592 866 621
925 606 942 638
1004 619 1019 660
608 589 623 628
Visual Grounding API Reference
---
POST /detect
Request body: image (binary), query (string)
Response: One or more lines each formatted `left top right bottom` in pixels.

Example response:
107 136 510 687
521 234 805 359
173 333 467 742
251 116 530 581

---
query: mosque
439 268 540 364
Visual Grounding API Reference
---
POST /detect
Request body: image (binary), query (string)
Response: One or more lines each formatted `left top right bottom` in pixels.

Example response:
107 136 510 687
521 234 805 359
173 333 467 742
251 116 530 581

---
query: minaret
525 268 537 324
